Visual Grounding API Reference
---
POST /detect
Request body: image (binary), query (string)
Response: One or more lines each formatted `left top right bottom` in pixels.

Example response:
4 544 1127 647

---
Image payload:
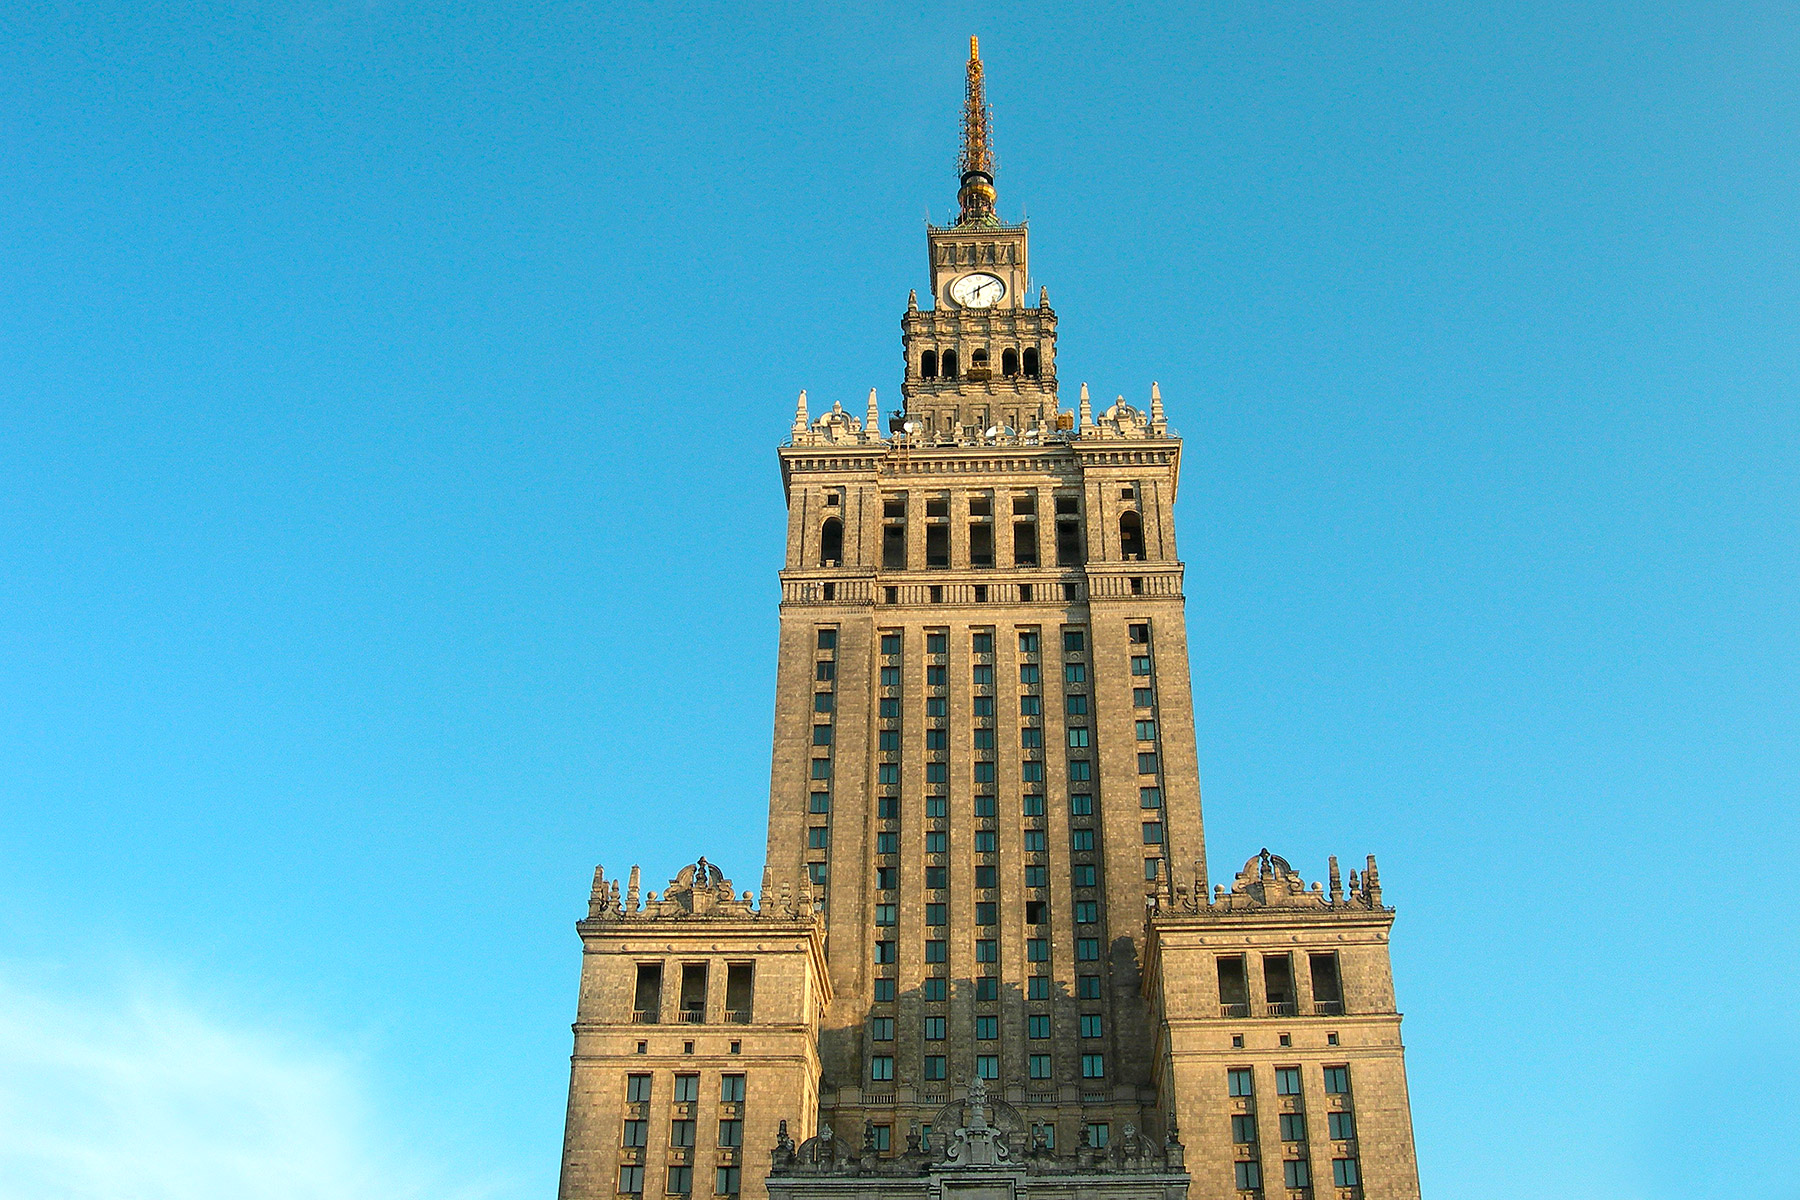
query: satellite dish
903 421 918 435
985 426 998 438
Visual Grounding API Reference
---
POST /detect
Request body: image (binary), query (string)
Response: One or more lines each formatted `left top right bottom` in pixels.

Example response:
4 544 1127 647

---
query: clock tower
901 39 1059 443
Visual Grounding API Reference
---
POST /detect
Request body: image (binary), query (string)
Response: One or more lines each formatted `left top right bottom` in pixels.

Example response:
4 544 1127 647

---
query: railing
1313 1000 1344 1016
1220 1003 1250 1018
1265 1001 1297 1017
678 1008 707 1024
723 1008 752 1024
630 1009 659 1024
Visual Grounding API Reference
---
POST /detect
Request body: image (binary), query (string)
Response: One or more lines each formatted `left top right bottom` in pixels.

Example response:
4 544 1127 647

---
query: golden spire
956 36 998 227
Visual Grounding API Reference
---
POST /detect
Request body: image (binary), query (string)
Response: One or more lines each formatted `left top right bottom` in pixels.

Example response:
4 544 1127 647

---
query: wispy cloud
0 964 494 1200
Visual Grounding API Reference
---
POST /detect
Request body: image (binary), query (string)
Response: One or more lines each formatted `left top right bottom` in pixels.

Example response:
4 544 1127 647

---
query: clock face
950 272 1006 308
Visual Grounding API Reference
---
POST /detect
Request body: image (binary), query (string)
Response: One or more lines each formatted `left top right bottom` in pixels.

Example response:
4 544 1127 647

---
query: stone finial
761 864 773 910
1365 854 1382 906
866 388 881 439
791 390 808 439
907 288 918 312
588 865 607 918
1348 868 1360 901
1078 383 1094 430
1328 855 1343 903
627 865 641 913
1039 284 1049 308
1150 381 1166 432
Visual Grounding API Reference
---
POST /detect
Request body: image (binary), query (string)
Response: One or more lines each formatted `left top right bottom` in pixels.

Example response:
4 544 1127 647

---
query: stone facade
557 40 1422 1200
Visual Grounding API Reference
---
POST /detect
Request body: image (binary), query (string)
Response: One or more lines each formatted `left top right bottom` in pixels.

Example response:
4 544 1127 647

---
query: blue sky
2 2 1796 1197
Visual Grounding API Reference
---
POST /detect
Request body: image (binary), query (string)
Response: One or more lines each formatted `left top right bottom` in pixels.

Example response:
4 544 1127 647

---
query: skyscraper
558 40 1421 1200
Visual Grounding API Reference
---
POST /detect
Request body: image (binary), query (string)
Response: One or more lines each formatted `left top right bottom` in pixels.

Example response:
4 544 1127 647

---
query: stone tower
559 39 1422 1200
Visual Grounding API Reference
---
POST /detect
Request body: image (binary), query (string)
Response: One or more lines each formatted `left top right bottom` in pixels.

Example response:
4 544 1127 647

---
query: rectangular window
974 762 997 783
671 1073 699 1102
1022 794 1045 816
810 793 831 813
926 903 947 925
1067 760 1092 782
974 831 997 852
926 665 947 686
1142 822 1164 844
926 866 948 890
975 865 998 888
871 1017 895 1041
667 1165 692 1195
1074 900 1098 923
925 940 947 963
972 728 995 749
869 1124 891 1152
975 976 999 1001
1134 719 1157 740
718 1119 743 1147
1019 694 1041 715
1282 1159 1312 1189
925 796 947 818
1076 938 1100 960
879 666 901 686
809 863 828 885
973 664 994 685
925 523 949 568
1231 1113 1257 1144
1072 864 1097 887
1144 857 1161 880
618 1165 645 1195
880 697 901 717
877 764 899 784
925 831 947 853
814 692 834 712
1064 663 1086 683
1227 1067 1255 1097
669 1120 695 1147
1028 975 1051 1000
973 694 994 716
1070 794 1093 816
1235 1161 1262 1190
874 941 896 964
927 632 948 654
976 1055 1000 1080
1130 655 1151 675
1275 1067 1302 1095
1066 727 1089 748
874 866 895 889
926 697 947 716
926 762 949 783
1021 761 1045 782
1324 1066 1351 1094
1063 630 1085 652
923 977 947 1001
876 831 898 854
1019 663 1040 684
1137 752 1159 774
972 630 994 653
975 939 998 962
1133 687 1154 706
1024 864 1048 887
1029 1054 1052 1079
974 901 997 925
1019 629 1040 652
881 633 902 655
1071 829 1095 851
816 661 835 681
1078 974 1102 999
622 1119 647 1147
1139 787 1161 809
1328 1112 1356 1141
870 1056 894 1081
1080 1013 1103 1038
1279 1112 1307 1142
975 1015 998 1039
1020 727 1043 748
1081 1054 1105 1078
809 827 831 850
716 1167 740 1197
1333 1158 1362 1187
1086 1122 1110 1149
873 977 895 1002
924 1016 946 1040
877 796 898 819
1023 830 1046 852
874 903 897 926
811 759 832 779
925 1055 947 1080
1026 938 1049 961
1065 693 1088 716
626 1073 652 1102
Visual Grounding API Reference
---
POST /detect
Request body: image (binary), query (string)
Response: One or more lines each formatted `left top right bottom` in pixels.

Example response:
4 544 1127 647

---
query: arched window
1022 347 1040 378
921 349 938 380
970 348 988 368
1002 348 1019 377
1119 511 1145 560
941 349 959 379
820 518 843 566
